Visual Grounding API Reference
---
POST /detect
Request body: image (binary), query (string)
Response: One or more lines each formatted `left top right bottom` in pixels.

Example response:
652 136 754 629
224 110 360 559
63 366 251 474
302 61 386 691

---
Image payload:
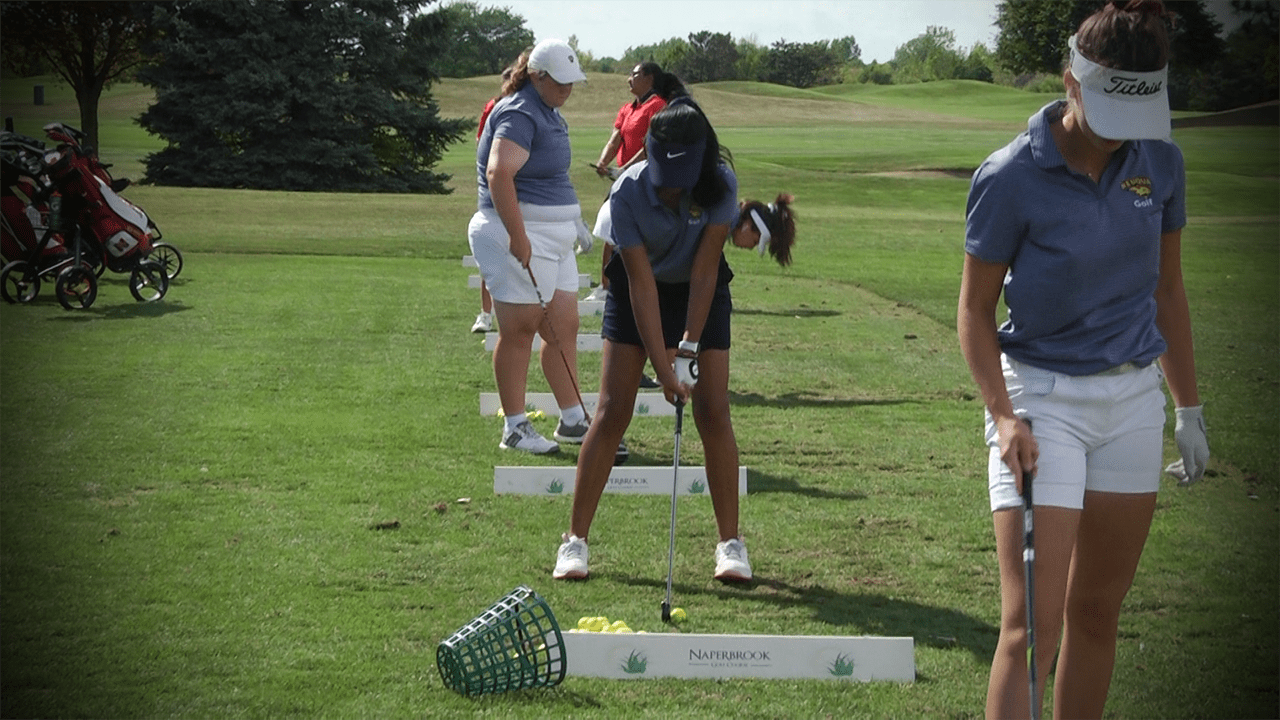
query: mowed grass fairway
1 74 1276 718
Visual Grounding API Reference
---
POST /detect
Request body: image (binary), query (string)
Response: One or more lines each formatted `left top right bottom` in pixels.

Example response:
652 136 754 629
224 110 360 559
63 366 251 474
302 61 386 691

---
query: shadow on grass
609 572 997 659
734 307 842 318
49 300 194 320
747 469 867 501
730 390 918 410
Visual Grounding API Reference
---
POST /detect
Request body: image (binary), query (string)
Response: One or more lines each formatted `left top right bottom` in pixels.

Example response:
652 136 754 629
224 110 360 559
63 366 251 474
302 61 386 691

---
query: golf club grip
674 400 684 434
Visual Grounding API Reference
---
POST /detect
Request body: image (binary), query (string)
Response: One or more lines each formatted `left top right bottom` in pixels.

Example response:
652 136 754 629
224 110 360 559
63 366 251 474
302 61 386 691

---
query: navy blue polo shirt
476 82 578 209
607 161 738 283
965 101 1187 376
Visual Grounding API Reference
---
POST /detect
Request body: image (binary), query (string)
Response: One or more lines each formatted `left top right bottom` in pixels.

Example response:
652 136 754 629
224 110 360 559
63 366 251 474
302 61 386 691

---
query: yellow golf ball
671 607 687 622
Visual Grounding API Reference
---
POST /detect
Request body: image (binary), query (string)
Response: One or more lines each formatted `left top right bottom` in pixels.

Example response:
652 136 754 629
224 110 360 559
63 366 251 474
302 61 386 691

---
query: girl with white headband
730 193 797 266
958 1 1208 717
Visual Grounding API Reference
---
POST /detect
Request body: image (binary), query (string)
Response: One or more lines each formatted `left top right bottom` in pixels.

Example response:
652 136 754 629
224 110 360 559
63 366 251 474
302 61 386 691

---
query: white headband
1068 34 1170 140
749 207 772 256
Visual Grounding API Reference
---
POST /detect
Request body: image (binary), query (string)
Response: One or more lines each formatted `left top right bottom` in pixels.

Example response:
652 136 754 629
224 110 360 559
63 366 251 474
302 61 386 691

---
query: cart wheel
130 259 169 302
1 261 40 304
150 242 183 280
56 265 97 310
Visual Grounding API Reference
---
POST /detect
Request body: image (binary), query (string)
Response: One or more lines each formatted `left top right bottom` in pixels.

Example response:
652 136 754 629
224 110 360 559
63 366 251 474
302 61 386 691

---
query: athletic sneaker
471 311 492 333
638 374 660 389
614 437 629 466
714 538 752 581
584 285 609 302
553 417 589 444
500 420 559 455
553 533 589 579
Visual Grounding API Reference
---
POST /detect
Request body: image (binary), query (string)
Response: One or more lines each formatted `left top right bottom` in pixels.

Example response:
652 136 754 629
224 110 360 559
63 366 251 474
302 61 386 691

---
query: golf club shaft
663 401 684 620
524 266 589 420
1022 419 1038 720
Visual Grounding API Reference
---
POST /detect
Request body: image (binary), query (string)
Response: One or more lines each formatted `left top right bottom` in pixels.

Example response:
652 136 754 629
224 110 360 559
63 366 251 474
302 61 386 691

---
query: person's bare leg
569 341 645 539
987 506 1081 719
539 288 582 410
491 301 543 418
1053 491 1156 719
688 349 740 541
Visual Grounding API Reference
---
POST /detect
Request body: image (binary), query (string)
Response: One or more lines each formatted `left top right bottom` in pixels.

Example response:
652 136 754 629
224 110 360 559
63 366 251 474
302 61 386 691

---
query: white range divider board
469 274 590 289
483 333 604 352
562 632 915 682
480 391 672 418
493 466 747 496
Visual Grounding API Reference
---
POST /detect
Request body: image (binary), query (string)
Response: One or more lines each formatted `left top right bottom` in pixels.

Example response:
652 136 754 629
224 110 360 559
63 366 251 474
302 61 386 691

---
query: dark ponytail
738 194 797 267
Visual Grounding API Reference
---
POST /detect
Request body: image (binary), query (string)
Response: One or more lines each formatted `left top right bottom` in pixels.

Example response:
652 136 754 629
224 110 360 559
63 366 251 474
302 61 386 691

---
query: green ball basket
437 585 566 696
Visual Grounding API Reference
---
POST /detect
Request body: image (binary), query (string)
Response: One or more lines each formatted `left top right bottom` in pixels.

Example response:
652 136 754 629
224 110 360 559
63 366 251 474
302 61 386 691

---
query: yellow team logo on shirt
1122 176 1152 197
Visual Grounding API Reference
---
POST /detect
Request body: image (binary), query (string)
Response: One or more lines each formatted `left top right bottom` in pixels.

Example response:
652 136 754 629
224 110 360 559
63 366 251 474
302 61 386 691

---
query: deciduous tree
0 1 157 153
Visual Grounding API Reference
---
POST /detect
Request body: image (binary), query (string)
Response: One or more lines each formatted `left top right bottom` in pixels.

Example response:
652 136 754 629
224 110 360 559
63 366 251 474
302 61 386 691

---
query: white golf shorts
986 355 1168 512
468 204 580 305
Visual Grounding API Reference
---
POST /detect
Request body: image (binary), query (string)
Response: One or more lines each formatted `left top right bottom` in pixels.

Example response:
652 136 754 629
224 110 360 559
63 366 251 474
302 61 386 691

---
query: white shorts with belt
468 203 581 305
986 354 1168 512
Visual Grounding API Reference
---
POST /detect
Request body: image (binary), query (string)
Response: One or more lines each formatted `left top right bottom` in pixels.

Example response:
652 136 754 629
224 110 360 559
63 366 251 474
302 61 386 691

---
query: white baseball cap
1069 34 1170 140
528 39 587 84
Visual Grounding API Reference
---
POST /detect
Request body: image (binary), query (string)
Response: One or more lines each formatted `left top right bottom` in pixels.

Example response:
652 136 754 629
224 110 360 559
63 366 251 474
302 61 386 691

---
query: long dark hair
647 99 732 208
1075 0 1171 71
638 62 689 101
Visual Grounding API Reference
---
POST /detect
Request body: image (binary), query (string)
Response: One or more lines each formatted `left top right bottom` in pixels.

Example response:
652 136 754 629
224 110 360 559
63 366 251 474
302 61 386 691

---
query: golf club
525 266 589 420
1022 418 1038 720
661 400 685 623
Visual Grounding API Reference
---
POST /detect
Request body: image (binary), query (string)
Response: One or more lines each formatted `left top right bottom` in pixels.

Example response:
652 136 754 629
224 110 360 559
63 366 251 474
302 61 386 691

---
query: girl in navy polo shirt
554 100 758 583
958 2 1209 716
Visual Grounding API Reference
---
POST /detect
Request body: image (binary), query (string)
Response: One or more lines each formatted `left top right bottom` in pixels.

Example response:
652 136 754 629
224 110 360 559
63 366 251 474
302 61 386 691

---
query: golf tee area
1 74 1276 718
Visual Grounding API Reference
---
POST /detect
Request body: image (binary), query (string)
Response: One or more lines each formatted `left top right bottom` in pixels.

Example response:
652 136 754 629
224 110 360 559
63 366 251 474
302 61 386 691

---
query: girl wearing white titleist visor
958 1 1209 717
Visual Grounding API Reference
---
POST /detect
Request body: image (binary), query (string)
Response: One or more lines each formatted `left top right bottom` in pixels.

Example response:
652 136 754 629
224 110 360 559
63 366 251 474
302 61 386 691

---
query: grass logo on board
829 653 856 677
546 479 564 494
621 650 648 674
689 479 706 494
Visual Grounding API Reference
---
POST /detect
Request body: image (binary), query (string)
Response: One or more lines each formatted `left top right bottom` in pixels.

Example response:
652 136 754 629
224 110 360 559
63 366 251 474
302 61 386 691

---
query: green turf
1 73 1276 719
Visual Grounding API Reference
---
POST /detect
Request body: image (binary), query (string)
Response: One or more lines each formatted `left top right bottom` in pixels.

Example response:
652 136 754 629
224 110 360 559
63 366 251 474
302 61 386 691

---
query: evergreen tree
137 0 470 193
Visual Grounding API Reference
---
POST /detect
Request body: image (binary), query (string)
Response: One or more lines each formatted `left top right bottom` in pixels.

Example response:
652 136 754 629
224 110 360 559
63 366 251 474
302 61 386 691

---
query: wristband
678 340 699 355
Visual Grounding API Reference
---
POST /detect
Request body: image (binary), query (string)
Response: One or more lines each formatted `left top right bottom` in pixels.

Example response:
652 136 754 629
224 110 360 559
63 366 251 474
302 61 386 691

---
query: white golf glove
675 356 698 386
574 217 593 255
674 339 699 387
1164 405 1209 485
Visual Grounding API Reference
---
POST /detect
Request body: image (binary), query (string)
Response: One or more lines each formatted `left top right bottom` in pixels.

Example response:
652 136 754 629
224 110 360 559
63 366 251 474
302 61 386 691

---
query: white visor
1069 35 1170 140
749 208 772 256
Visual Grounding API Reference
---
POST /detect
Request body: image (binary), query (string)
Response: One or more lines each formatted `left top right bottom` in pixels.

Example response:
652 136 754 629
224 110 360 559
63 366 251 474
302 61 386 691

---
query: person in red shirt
587 63 687 304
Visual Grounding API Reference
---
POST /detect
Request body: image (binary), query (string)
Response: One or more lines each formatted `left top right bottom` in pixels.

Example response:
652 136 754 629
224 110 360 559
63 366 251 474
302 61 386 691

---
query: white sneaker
471 311 492 333
584 285 609 302
714 538 752 581
500 420 559 455
554 533 589 579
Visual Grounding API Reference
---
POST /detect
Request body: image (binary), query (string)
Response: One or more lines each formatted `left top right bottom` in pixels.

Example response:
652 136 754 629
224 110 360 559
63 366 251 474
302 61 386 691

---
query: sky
486 0 1253 65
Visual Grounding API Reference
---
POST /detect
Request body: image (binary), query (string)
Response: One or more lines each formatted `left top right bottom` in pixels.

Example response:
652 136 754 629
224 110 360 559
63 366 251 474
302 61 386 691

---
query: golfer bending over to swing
553 99 796 582
957 2 1209 717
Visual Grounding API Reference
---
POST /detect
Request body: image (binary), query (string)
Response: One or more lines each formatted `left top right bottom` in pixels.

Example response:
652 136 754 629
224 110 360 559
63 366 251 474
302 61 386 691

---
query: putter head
661 602 671 623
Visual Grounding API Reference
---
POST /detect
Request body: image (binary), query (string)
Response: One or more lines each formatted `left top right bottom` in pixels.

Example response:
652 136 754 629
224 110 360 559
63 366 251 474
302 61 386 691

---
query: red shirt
613 93 666 165
477 97 498 140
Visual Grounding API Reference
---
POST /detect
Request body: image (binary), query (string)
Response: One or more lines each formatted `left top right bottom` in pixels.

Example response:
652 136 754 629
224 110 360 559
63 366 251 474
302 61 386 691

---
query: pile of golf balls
570 616 648 634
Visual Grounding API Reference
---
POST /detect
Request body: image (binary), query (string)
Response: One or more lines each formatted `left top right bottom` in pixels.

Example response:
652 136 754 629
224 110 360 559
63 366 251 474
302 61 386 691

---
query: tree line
435 0 1277 113
2 0 1274 195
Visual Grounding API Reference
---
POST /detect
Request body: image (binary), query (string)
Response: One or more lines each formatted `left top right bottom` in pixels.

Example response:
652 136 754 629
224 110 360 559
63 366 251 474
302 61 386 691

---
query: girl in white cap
958 1 1208 717
468 39 590 455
